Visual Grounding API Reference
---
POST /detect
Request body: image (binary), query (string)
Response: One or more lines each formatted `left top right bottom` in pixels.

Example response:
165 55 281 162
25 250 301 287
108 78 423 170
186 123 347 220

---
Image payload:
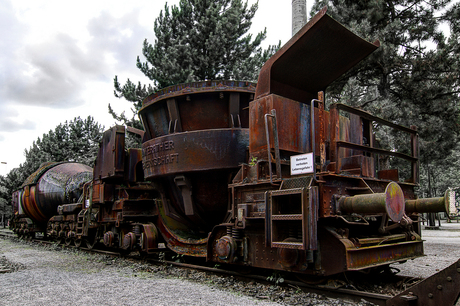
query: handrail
335 141 418 162
332 103 417 135
330 103 419 184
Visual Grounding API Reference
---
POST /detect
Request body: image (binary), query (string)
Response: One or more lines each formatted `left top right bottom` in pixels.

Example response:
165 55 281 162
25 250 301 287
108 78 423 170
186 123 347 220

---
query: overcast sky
0 0 314 175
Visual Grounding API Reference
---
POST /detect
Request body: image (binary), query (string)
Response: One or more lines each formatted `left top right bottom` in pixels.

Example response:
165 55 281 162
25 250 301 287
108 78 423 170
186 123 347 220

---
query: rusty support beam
167 98 182 133
229 93 240 128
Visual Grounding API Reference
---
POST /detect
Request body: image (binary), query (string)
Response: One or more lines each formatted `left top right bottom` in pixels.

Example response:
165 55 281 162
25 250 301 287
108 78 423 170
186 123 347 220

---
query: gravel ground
0 237 371 306
0 222 458 306
0 238 283 306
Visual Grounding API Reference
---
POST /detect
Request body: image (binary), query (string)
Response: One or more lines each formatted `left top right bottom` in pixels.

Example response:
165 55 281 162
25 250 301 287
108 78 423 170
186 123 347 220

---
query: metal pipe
405 189 455 214
339 182 405 222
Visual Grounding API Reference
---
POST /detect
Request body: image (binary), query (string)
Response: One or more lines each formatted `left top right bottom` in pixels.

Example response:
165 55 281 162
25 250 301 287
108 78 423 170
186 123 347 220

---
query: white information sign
290 152 314 175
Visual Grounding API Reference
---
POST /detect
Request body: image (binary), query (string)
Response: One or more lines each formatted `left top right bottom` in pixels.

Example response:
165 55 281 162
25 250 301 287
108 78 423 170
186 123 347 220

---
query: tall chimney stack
292 0 307 36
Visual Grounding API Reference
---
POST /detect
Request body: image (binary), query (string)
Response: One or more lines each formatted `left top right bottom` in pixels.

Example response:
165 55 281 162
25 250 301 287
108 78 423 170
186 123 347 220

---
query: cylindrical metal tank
139 81 255 247
20 162 93 223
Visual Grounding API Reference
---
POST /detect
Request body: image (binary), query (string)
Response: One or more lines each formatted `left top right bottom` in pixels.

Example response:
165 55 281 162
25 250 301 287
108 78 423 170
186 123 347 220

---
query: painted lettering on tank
143 140 179 169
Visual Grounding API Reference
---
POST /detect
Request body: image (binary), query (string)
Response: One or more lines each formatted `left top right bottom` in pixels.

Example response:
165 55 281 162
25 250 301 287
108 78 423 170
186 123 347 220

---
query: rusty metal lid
255 6 380 102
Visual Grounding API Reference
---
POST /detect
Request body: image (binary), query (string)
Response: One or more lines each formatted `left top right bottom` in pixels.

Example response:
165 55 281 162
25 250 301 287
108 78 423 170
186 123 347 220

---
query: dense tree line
0 116 103 218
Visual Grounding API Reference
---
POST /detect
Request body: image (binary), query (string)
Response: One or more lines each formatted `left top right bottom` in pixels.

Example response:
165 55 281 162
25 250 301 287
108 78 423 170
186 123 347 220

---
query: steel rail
0 231 417 306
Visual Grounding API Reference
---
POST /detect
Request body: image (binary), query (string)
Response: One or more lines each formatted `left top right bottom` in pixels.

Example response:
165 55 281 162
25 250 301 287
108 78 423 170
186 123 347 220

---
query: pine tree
113 0 279 118
21 116 103 179
311 0 460 187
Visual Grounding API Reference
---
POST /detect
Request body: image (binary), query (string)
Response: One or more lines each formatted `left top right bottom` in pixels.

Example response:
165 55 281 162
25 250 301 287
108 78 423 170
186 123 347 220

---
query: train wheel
85 236 98 249
74 239 82 248
64 238 72 246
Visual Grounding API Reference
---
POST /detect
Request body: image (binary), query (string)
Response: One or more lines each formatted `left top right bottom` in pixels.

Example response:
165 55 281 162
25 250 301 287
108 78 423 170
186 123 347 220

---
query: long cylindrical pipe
339 182 405 222
405 189 455 214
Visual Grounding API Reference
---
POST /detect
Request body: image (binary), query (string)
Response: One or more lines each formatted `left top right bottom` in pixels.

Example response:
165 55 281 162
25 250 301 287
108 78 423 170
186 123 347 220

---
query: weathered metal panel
93 126 125 181
126 148 143 183
346 241 424 270
249 94 311 158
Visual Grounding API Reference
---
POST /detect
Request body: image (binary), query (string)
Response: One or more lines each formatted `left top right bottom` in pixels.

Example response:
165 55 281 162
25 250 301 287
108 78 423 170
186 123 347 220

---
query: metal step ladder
266 179 318 251
76 210 87 237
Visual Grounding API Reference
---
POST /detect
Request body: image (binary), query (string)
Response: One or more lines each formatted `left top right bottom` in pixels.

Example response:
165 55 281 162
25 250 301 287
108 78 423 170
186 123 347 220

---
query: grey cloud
1 5 151 109
0 116 36 132
3 33 90 108
0 2 153 135
87 9 153 73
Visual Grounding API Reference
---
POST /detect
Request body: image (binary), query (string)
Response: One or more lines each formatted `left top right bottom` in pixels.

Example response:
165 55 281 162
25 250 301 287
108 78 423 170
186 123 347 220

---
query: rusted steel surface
126 149 143 183
140 81 256 141
139 82 254 245
141 223 159 253
215 235 237 261
249 94 311 159
142 129 249 178
93 126 125 181
318 227 424 276
255 6 379 102
11 190 21 215
346 241 424 271
329 103 419 182
387 259 460 306
21 185 44 223
21 163 92 223
141 80 256 108
157 212 207 257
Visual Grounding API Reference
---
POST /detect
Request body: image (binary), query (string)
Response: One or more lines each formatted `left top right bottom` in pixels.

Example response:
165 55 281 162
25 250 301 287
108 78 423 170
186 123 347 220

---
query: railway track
0 229 438 306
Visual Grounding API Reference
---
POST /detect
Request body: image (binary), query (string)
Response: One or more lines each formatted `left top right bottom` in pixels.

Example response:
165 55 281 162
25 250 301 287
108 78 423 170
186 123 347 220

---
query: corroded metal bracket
387 259 460 305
